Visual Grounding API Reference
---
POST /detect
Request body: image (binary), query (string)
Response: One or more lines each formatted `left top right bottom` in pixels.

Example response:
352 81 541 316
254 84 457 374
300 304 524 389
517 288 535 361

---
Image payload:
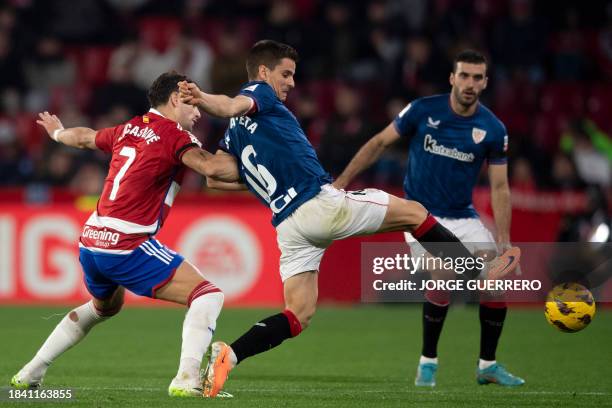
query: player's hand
178 81 204 106
36 111 64 141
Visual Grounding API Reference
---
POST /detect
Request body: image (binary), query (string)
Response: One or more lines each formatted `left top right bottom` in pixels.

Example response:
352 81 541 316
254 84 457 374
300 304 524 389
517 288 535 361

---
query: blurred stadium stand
0 0 610 304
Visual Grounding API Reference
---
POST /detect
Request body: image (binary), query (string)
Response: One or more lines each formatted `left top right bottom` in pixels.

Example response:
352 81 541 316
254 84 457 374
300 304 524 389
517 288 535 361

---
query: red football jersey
80 109 201 253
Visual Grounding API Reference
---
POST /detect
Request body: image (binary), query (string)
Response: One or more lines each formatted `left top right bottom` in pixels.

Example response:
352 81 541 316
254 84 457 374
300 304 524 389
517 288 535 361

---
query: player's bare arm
206 178 247 191
333 122 401 189
36 111 97 149
181 148 241 182
488 163 512 247
178 81 254 118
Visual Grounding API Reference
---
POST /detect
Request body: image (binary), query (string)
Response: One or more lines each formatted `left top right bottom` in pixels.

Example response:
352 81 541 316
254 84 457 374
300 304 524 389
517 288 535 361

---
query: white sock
177 292 224 380
228 348 238 367
25 301 106 379
419 356 438 365
479 359 496 370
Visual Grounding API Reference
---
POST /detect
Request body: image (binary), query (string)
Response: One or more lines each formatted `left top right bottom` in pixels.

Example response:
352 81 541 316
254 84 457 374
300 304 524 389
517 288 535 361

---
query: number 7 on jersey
109 146 136 201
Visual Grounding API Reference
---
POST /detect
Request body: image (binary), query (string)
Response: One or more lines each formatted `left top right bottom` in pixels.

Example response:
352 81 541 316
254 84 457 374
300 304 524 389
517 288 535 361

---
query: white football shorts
276 184 389 281
404 216 497 264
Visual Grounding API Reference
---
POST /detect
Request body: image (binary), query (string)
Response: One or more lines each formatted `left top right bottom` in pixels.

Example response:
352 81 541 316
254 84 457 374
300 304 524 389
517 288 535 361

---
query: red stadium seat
66 46 113 86
14 113 43 155
496 110 531 135
303 80 338 120
587 84 612 132
138 17 181 53
79 47 113 85
532 114 570 152
539 82 586 116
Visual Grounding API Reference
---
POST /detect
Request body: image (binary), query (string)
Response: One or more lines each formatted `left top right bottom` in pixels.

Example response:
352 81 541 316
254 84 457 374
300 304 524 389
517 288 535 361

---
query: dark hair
453 50 487 73
246 40 299 80
147 71 189 108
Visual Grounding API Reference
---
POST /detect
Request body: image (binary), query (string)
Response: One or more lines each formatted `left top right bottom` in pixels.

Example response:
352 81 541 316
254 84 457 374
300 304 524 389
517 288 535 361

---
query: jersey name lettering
230 116 258 134
121 124 160 144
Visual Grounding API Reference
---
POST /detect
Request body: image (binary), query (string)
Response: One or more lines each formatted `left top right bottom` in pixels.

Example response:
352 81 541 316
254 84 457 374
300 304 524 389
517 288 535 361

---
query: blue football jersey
220 81 332 226
393 94 508 218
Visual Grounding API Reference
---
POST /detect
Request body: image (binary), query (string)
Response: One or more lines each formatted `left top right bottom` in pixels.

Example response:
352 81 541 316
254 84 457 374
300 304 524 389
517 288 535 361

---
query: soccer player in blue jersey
334 50 524 387
179 41 520 397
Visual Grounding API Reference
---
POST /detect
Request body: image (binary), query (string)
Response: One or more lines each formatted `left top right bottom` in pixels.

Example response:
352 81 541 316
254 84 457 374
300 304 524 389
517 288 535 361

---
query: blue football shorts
79 239 185 299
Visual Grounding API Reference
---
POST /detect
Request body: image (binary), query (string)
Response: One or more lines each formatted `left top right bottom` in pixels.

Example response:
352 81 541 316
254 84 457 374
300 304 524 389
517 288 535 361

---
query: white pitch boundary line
74 387 609 396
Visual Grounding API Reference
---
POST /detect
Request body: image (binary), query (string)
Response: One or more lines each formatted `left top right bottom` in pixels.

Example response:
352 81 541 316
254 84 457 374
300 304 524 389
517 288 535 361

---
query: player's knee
93 289 124 318
402 200 428 229
93 301 123 318
406 200 428 220
187 280 223 308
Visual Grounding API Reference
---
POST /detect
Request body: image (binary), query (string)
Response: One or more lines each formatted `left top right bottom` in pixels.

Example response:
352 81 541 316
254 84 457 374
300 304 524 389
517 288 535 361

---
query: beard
454 88 480 108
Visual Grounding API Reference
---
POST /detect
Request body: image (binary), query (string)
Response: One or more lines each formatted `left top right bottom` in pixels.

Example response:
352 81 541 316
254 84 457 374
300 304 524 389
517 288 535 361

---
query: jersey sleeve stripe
163 181 181 206
175 143 199 161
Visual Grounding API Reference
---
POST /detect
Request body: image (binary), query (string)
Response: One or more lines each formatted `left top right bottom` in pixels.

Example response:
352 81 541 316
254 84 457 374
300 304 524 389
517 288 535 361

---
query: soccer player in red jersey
10 72 237 397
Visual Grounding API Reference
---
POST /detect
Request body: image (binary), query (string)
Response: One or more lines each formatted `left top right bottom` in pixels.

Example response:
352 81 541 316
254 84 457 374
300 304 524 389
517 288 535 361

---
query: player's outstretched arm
181 148 241 182
178 81 253 118
36 111 98 149
333 122 401 189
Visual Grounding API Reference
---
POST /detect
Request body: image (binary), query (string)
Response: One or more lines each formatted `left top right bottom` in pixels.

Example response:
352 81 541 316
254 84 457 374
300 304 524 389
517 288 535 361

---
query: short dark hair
246 40 299 80
453 50 487 73
148 71 189 108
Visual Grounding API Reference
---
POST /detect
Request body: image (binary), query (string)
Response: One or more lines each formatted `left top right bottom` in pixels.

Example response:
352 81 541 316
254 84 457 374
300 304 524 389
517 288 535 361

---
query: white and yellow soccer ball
545 283 596 333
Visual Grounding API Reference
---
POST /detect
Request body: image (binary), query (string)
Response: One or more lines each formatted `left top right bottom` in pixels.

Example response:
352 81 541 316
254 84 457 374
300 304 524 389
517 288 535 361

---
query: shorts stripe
154 239 177 255
140 243 170 265
142 241 173 263
142 241 172 262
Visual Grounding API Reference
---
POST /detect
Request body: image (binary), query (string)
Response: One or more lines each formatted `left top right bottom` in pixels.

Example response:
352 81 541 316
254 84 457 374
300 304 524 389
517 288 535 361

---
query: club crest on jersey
427 117 440 129
472 127 487 144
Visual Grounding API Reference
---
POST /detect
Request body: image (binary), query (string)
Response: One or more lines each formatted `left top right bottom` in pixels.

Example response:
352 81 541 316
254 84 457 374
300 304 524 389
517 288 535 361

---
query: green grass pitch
1 305 610 407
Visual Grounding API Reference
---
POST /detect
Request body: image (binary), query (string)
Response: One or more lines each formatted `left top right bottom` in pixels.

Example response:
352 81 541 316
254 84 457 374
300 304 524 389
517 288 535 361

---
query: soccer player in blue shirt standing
334 50 525 387
180 42 521 397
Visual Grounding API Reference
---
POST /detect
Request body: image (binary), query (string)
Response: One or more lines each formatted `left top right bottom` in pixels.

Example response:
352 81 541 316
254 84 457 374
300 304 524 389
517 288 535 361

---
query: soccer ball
544 283 596 333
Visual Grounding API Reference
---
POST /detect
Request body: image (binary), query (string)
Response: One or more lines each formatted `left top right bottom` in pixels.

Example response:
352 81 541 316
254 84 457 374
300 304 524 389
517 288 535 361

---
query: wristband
52 128 64 142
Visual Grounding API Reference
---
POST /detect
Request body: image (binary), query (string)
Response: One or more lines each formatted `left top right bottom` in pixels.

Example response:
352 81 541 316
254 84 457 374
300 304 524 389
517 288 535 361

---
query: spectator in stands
210 28 248 96
92 34 148 118
491 0 546 82
552 7 590 81
24 35 76 112
318 84 376 177
175 29 214 91
397 35 448 98
550 153 587 190
510 156 537 192
307 1 358 78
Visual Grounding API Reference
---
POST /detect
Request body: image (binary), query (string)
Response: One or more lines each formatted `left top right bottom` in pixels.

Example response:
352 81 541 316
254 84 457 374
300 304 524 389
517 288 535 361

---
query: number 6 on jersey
109 146 136 201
